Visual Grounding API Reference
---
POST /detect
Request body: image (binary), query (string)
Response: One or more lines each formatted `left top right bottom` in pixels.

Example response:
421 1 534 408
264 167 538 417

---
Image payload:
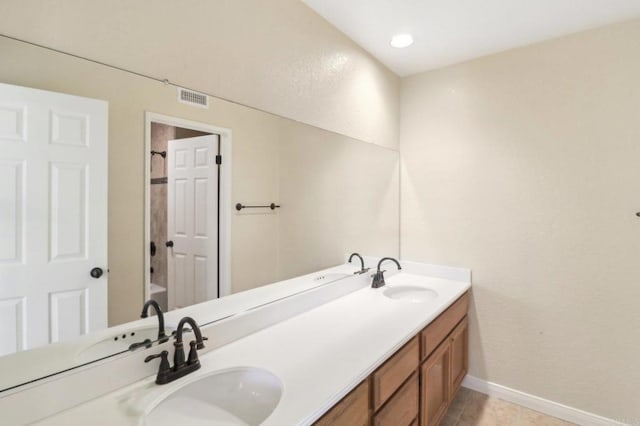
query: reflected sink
75 326 172 363
144 368 282 426
383 285 438 303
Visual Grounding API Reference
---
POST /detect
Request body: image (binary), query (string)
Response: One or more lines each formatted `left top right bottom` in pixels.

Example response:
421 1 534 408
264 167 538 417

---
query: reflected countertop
0 262 362 393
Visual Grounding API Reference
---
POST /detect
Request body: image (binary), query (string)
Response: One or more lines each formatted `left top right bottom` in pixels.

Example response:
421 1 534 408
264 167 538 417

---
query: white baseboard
462 375 626 426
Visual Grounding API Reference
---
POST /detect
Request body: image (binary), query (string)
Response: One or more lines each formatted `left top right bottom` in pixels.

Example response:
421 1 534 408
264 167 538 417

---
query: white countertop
35 271 470 426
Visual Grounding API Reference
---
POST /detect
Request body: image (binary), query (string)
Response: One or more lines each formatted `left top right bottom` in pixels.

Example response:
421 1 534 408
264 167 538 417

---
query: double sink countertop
35 263 471 425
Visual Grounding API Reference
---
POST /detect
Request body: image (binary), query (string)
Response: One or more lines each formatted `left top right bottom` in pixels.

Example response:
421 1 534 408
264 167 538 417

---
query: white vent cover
177 87 209 108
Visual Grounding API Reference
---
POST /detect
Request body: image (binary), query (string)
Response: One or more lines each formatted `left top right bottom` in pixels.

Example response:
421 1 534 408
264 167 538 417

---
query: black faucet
144 316 207 385
142 300 168 341
371 257 402 288
348 253 369 275
129 300 168 350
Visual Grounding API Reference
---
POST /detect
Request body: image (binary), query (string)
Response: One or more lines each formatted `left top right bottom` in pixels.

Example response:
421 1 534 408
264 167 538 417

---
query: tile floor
441 387 575 426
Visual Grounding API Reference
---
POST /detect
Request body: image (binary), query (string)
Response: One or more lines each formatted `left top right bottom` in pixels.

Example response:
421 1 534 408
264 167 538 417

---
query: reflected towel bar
235 203 280 211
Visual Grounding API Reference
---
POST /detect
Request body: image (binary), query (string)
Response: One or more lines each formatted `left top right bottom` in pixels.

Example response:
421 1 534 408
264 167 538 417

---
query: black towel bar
235 203 280 211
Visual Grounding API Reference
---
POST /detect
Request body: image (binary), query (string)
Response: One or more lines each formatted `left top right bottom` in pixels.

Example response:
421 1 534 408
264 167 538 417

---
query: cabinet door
314 379 370 426
420 340 450 426
449 316 469 400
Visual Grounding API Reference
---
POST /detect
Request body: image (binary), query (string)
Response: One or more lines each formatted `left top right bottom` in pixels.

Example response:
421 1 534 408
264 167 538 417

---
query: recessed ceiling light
390 34 414 48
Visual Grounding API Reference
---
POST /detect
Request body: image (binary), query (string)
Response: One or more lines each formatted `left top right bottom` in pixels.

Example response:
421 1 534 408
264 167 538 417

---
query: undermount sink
75 326 172 363
143 367 282 426
383 285 438 303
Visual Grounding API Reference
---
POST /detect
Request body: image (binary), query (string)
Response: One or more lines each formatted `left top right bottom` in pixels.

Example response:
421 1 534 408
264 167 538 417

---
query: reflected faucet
145 316 207 385
348 252 369 275
371 257 402 288
141 300 168 344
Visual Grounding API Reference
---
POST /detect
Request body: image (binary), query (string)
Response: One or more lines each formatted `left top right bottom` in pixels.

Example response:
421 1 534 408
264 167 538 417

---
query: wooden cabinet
421 315 469 426
374 372 419 426
373 337 420 410
314 292 469 426
449 317 469 400
421 293 469 360
315 379 370 426
421 340 450 426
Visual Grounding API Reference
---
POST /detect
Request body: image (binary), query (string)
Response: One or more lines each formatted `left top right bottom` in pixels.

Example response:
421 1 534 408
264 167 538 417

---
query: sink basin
383 285 438 303
143 367 282 426
75 326 172 363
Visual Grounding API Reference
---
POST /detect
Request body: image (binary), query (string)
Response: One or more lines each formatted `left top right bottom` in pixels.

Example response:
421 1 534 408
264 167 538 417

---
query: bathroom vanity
315 292 469 426
3 260 470 425
0 22 472 426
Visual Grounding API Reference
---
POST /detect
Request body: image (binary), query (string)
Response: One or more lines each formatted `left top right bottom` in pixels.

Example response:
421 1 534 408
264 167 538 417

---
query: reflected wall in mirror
0 35 400 390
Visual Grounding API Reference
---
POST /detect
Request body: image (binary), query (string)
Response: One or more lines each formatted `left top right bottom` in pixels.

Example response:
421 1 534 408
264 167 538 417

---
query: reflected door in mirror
167 135 219 309
0 83 108 355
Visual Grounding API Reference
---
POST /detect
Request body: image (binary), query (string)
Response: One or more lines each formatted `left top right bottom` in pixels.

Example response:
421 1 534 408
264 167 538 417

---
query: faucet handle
145 350 169 366
197 336 208 350
144 350 171 385
129 338 152 351
187 341 201 365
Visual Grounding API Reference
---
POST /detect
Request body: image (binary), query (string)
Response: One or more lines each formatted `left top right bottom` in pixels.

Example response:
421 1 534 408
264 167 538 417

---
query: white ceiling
303 0 640 76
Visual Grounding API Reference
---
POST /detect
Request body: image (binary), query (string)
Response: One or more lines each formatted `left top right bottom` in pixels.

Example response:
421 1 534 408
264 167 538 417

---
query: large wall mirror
0 35 399 391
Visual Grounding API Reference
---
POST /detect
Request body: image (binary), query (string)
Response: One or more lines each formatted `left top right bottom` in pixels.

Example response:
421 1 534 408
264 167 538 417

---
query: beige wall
0 36 399 326
0 0 399 149
400 20 640 420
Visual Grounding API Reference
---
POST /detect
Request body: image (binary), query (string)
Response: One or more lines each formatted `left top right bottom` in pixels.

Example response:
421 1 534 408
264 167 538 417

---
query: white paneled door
0 83 108 356
167 136 218 310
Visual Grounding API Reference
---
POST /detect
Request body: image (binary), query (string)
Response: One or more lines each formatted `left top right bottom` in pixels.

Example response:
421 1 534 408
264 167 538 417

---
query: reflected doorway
144 113 232 312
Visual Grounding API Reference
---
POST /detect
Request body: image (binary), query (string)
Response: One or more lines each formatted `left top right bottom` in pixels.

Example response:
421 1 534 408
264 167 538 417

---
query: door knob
165 241 174 248
90 267 104 279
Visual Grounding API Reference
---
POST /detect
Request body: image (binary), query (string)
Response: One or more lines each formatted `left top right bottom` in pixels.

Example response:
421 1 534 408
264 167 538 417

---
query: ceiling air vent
177 87 209 108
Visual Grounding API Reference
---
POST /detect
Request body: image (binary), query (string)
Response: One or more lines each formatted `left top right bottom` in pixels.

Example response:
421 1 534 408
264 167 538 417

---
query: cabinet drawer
374 372 419 426
421 292 469 360
373 336 420 411
314 379 369 426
